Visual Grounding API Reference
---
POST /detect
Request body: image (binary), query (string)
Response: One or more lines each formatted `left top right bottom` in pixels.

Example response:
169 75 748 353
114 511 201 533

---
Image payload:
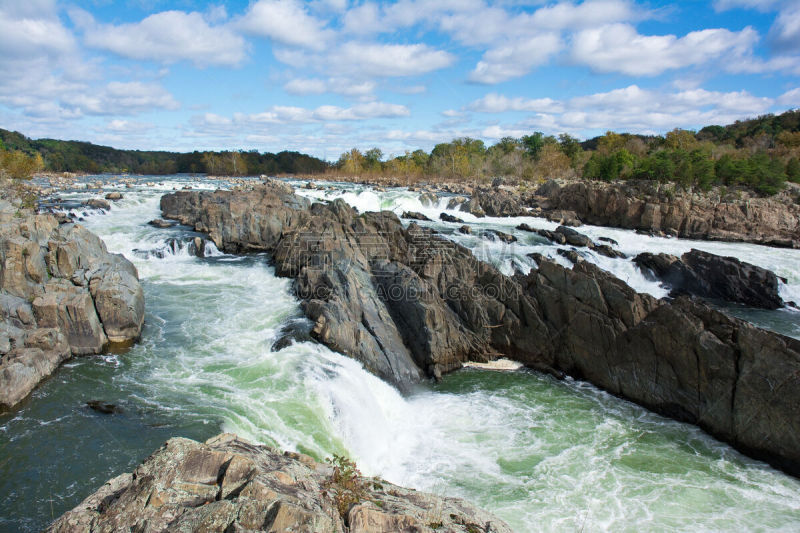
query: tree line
0 129 328 177
334 109 800 196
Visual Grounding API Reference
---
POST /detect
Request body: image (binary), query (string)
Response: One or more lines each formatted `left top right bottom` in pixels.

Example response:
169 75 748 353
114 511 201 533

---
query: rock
634 249 784 309
85 198 110 210
148 218 174 228
516 223 537 232
536 229 566 245
104 192 122 201
446 196 467 209
557 248 582 264
598 236 619 245
469 188 526 217
458 225 471 234
483 229 517 243
439 212 465 223
594 244 627 259
48 434 512 533
545 209 582 227
0 205 145 409
419 191 439 207
534 179 800 248
161 182 800 476
401 211 432 221
554 226 592 247
86 400 121 414
458 198 485 217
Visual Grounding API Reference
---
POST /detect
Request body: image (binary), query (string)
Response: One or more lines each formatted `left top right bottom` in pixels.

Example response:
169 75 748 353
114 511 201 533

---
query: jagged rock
536 229 566 244
557 248 582 264
594 244 626 259
48 434 511 533
402 211 431 221
458 198 485 217
104 192 122 201
85 198 110 210
446 196 466 209
534 179 800 248
467 188 526 217
483 229 517 243
0 205 145 409
161 181 800 476
148 218 174 228
419 191 439 207
545 209 582 227
634 249 784 309
439 212 465 223
554 225 592 247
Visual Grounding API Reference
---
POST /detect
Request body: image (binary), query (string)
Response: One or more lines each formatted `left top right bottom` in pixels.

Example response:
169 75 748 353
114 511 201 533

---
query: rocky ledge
49 433 511 533
161 180 800 476
529 179 800 248
0 201 145 409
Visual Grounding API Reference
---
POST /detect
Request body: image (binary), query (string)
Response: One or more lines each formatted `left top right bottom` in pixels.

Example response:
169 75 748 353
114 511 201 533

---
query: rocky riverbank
0 200 145 409
527 179 800 248
161 180 800 477
49 433 511 532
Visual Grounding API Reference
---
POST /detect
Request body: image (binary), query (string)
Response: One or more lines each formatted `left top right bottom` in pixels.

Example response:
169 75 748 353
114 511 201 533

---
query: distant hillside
0 128 330 176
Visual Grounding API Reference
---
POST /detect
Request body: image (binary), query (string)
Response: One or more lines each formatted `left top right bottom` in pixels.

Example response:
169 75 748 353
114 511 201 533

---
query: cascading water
1 175 799 532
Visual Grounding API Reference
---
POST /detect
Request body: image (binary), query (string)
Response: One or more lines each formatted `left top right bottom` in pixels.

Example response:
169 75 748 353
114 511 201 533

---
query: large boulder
635 249 784 309
48 433 512 533
0 204 145 409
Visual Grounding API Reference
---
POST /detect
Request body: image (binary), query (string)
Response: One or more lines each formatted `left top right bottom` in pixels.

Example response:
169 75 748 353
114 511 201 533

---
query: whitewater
1 175 799 532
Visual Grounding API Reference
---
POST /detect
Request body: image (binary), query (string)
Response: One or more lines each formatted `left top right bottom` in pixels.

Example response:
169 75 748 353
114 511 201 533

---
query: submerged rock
402 211 431 221
148 218 174 228
48 433 512 533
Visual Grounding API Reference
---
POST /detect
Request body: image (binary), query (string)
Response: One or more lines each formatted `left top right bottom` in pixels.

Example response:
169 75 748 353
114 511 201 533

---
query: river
1 175 799 532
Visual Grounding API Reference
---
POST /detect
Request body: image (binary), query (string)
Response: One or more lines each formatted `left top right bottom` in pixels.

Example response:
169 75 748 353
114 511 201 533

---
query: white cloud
75 9 246 67
284 77 377 97
470 34 561 83
469 93 563 113
769 5 800 52
778 87 800 106
342 2 384 35
713 0 781 12
238 0 333 50
338 42 455 77
571 24 758 76
197 101 409 128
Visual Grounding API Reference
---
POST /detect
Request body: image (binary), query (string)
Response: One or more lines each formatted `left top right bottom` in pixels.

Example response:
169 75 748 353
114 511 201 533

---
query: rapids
1 175 799 532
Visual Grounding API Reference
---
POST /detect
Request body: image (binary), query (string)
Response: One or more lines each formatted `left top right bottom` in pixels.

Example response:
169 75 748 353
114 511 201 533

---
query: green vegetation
0 128 328 176
333 109 800 196
322 454 369 518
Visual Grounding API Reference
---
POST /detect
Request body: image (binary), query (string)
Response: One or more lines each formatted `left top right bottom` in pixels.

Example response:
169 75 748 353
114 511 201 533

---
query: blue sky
0 0 798 160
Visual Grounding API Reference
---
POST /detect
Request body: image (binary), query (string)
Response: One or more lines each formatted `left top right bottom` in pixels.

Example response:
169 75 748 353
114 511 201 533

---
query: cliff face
530 180 800 248
48 433 512 533
161 181 800 476
0 201 145 409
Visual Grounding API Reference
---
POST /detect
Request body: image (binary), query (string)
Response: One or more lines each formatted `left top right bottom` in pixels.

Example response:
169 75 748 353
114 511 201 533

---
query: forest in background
1 109 799 196
334 109 800 196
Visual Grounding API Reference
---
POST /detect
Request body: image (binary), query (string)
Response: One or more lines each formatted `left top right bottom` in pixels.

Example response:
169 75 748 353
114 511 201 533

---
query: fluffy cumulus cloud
469 93 563 113
238 0 334 50
196 101 409 128
469 34 562 84
769 4 800 52
571 24 758 76
72 9 247 67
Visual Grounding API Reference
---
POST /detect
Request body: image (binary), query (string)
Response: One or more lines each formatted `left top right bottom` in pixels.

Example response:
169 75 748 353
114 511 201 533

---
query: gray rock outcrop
532 179 800 248
634 249 784 309
48 433 511 533
0 203 145 409
161 181 800 476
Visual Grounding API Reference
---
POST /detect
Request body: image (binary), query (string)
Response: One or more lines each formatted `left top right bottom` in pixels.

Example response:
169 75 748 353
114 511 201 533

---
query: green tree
787 157 800 183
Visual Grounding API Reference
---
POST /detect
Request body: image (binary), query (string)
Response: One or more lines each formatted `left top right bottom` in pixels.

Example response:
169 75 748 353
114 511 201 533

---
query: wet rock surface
48 433 512 533
162 180 800 476
0 201 144 409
